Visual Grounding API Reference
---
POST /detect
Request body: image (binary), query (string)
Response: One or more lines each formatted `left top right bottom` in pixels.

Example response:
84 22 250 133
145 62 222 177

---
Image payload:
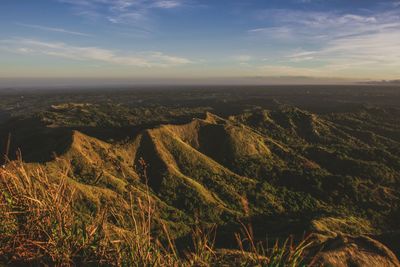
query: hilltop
1 87 400 265
2 105 399 234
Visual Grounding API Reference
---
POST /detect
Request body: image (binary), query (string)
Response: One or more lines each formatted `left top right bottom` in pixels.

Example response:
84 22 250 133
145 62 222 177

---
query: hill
1 103 399 265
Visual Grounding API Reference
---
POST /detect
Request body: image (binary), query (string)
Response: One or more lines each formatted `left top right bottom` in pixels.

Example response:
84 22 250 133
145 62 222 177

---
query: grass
0 158 314 266
0 158 179 266
234 223 315 267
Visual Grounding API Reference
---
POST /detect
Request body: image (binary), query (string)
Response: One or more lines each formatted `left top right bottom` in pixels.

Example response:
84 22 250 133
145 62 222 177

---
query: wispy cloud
152 1 181 9
248 26 293 40
58 0 186 25
232 54 252 62
16 23 92 37
286 51 317 62
248 8 400 78
248 9 385 42
0 38 192 67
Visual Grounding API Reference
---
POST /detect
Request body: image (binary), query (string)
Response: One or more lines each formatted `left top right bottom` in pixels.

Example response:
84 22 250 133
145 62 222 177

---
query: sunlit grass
0 159 313 266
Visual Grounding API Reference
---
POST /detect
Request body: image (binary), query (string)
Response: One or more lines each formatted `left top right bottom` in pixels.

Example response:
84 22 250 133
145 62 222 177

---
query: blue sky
1 0 400 83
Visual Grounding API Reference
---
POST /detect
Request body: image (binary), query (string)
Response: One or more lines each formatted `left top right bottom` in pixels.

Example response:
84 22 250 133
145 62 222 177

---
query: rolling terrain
2 104 399 232
0 87 399 265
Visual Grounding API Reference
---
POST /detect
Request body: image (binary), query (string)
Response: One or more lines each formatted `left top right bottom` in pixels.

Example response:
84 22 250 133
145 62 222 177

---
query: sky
1 0 400 85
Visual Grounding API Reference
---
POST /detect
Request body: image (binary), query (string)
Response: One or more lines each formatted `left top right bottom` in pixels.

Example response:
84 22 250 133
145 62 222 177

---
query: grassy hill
1 103 399 265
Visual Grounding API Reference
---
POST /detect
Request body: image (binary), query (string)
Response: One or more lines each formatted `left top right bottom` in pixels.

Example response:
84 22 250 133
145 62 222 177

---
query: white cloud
319 29 400 68
287 51 317 62
58 0 185 25
152 1 181 9
248 9 400 78
0 38 192 67
232 55 253 62
287 51 317 58
16 23 92 37
107 11 148 24
249 9 398 43
248 27 293 40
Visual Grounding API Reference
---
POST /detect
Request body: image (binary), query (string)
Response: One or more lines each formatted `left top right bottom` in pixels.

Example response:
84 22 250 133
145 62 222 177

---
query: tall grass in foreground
0 159 313 266
0 159 182 266
0 159 108 265
235 223 314 267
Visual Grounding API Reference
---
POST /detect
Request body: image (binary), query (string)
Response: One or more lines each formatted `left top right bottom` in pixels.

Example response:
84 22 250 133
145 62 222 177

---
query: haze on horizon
1 0 400 86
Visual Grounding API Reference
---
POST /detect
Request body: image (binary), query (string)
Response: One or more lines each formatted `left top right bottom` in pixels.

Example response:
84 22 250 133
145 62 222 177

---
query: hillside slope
1 106 399 253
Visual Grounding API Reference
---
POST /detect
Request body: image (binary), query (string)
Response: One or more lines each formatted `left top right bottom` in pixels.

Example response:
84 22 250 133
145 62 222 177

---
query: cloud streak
58 0 185 25
248 8 400 78
0 38 192 67
16 23 92 37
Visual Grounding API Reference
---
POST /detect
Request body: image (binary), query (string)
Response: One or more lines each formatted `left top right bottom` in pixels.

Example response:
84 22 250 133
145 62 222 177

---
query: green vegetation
0 86 399 265
0 160 315 266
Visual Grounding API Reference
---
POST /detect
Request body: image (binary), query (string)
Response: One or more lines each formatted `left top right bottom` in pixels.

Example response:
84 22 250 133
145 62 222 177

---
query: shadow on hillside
175 212 317 252
175 212 400 258
0 117 73 163
0 115 197 163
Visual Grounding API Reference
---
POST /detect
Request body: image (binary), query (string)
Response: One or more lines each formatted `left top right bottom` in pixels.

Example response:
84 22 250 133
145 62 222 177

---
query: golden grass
0 158 314 266
0 159 92 265
311 216 373 236
0 159 180 266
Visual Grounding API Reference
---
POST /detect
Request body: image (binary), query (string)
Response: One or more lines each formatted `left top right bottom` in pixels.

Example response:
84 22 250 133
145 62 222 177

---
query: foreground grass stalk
0 159 312 266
